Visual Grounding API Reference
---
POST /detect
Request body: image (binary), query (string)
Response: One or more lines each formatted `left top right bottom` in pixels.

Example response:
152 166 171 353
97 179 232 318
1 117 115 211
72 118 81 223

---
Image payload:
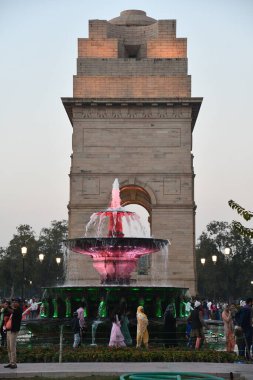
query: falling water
68 179 169 284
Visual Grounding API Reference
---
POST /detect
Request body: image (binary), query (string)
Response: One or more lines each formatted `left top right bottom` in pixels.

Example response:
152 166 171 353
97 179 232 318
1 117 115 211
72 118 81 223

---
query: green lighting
65 298 71 318
52 298 58 318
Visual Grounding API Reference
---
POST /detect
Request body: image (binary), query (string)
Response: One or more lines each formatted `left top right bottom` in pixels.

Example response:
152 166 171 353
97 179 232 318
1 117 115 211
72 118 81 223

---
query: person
76 302 87 344
235 297 253 360
109 311 126 347
202 301 209 320
3 298 22 369
185 318 192 347
22 301 30 320
0 300 11 347
29 298 38 319
119 300 132 346
164 304 177 347
136 306 149 349
189 300 206 349
71 311 81 348
185 300 193 318
222 304 235 352
210 303 217 320
76 302 85 328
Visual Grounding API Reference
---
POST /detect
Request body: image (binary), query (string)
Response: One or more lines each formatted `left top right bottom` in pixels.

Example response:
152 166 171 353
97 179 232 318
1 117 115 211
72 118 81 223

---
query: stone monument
62 10 202 295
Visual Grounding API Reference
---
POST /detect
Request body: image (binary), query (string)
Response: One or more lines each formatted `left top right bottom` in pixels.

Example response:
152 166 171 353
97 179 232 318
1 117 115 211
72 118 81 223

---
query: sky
0 0 253 247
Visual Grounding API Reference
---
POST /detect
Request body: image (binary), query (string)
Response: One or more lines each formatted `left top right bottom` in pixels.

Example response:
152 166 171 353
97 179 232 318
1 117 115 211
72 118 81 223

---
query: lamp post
21 246 28 300
56 257 62 282
200 258 206 296
38 253 45 263
224 247 231 302
211 255 217 264
211 254 217 300
56 257 61 265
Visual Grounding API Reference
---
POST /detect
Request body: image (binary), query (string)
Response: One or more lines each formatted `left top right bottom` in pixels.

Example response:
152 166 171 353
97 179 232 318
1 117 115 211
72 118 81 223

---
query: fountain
67 179 168 285
24 179 190 346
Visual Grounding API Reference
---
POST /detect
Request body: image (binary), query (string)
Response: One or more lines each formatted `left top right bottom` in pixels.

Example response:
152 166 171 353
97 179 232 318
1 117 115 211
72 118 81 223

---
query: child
109 313 126 347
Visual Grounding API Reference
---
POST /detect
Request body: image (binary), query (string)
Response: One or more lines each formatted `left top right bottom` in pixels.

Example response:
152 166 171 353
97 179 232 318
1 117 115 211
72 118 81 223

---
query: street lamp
38 253 45 263
224 247 231 256
223 247 231 302
21 246 28 300
212 255 217 264
56 257 61 265
251 281 253 285
200 258 206 265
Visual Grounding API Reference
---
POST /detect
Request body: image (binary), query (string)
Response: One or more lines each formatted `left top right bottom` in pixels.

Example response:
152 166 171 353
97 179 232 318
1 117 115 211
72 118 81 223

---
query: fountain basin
68 237 168 284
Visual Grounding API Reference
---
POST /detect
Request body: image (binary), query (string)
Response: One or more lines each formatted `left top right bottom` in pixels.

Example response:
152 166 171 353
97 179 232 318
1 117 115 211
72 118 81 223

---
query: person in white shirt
29 298 38 319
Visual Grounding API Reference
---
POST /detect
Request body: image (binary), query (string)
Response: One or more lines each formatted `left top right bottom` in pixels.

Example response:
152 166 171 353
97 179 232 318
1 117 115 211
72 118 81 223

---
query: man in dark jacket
71 311 81 348
189 300 206 349
236 298 253 360
3 298 22 369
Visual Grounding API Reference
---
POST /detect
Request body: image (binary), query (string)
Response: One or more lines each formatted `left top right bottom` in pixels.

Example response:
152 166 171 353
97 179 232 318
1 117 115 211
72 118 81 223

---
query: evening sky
0 0 252 247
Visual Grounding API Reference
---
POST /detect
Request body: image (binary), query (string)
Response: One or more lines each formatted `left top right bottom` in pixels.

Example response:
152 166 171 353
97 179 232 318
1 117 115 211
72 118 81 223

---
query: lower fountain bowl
67 237 169 284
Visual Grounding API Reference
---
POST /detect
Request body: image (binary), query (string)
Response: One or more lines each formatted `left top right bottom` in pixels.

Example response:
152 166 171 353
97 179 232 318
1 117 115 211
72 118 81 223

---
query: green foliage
0 220 68 298
228 200 253 238
196 220 253 300
0 345 237 363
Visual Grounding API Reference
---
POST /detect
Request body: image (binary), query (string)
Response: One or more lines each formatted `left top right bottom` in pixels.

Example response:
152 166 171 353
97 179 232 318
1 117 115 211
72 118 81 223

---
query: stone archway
120 184 152 233
120 185 152 275
120 185 152 213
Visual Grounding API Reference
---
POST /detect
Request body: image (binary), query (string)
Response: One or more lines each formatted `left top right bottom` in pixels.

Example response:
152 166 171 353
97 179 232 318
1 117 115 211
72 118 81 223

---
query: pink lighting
68 179 168 284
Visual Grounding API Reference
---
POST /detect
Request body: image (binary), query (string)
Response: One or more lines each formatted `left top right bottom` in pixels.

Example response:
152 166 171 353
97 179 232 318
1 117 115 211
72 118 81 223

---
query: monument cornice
62 97 202 131
69 172 195 177
67 203 196 210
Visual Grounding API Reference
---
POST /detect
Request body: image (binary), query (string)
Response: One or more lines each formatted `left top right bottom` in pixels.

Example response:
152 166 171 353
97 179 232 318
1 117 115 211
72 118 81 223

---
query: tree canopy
196 220 253 301
0 220 67 299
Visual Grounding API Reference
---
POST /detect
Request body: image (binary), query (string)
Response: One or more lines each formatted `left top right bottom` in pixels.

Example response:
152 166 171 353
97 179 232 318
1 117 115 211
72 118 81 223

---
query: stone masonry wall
63 10 202 295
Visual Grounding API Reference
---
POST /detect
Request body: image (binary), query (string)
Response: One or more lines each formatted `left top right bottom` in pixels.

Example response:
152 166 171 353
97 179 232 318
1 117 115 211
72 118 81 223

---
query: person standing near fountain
136 306 149 349
119 299 132 346
189 300 206 349
163 304 177 347
109 310 126 348
3 298 22 369
221 304 235 353
71 311 81 348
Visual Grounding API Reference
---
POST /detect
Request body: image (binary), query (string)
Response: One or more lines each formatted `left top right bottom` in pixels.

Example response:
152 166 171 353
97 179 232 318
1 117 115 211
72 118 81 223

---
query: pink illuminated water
69 179 167 284
110 178 121 209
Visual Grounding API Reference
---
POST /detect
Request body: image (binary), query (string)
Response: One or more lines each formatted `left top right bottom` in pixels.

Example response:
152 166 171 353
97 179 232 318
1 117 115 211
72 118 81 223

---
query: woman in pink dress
109 313 126 347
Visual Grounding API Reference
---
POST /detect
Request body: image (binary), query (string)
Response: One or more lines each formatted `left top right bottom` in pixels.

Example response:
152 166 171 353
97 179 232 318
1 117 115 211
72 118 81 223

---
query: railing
15 318 226 351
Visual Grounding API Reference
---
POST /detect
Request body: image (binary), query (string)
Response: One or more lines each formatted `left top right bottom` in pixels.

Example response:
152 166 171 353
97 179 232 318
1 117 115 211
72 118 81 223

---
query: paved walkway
0 362 253 379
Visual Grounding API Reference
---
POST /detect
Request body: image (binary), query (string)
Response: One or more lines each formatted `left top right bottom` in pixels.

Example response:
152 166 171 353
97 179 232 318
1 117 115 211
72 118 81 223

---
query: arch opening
120 185 152 275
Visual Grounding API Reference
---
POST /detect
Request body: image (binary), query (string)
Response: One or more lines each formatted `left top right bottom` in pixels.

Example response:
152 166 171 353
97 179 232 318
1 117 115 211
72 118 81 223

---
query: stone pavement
0 362 253 379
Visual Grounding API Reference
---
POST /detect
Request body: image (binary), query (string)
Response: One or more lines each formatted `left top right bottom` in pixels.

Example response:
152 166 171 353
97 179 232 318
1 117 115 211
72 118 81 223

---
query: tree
228 200 253 238
0 224 38 298
37 220 68 289
0 220 68 299
196 220 253 301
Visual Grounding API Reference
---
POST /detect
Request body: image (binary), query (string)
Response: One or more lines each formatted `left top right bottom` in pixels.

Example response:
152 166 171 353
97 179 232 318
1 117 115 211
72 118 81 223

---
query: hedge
0 346 237 363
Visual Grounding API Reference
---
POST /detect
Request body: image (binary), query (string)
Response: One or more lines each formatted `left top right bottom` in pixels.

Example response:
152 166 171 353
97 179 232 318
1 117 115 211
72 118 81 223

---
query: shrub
0 346 237 364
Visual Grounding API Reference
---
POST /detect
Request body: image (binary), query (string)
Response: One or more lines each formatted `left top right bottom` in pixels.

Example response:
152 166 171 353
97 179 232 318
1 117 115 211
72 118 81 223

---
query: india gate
62 10 202 295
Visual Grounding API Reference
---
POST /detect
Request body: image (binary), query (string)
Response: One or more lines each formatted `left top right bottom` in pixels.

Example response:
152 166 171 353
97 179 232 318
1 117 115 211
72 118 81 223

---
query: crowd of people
185 298 253 360
1 296 253 369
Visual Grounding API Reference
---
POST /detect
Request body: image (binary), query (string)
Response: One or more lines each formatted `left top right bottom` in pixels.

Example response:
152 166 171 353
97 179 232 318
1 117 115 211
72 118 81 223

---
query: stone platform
0 362 253 379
